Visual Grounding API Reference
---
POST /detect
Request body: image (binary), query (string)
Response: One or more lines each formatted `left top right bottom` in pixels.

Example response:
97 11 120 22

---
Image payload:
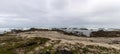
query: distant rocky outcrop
90 30 120 37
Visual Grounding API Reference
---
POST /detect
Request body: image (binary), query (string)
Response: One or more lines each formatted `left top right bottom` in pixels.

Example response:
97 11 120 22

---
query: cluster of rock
52 28 120 37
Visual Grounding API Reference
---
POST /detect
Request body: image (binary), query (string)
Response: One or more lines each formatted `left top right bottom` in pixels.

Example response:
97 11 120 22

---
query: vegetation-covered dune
0 28 120 54
0 35 120 54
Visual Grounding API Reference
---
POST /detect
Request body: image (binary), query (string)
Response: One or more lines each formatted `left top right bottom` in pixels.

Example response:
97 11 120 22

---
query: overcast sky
0 0 120 28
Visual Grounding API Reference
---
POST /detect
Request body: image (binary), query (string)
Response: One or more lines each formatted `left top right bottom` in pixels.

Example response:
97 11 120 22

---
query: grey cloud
51 0 67 10
0 0 120 28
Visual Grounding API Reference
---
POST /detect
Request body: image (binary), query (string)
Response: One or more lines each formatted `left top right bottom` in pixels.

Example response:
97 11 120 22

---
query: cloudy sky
0 0 120 28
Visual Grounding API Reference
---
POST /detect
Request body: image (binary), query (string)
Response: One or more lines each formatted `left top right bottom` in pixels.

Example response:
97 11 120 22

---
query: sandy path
17 31 120 49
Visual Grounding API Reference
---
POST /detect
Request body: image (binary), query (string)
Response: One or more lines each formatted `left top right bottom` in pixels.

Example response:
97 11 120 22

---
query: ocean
0 28 11 34
0 28 30 34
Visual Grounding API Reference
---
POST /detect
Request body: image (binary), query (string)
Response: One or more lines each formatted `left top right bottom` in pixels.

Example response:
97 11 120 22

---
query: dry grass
17 31 120 49
0 31 120 54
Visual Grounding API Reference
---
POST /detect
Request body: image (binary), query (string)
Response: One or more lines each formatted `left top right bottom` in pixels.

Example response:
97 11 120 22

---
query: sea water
0 28 11 34
0 28 30 34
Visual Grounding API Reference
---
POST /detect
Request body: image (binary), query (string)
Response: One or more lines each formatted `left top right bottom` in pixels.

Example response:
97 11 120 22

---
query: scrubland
0 31 120 54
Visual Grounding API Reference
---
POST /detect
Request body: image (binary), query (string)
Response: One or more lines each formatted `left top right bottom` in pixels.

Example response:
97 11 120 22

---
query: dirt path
18 31 120 49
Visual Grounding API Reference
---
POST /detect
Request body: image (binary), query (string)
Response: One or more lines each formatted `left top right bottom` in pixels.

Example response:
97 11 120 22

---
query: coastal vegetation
0 28 120 54
0 35 120 54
